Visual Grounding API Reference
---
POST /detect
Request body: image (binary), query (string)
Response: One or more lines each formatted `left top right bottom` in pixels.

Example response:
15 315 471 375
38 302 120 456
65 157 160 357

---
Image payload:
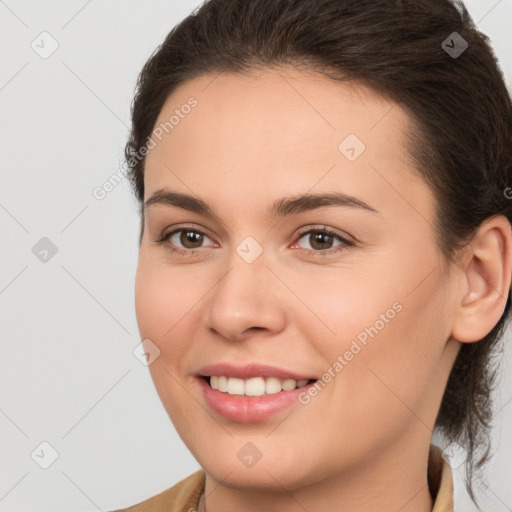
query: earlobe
451 215 512 344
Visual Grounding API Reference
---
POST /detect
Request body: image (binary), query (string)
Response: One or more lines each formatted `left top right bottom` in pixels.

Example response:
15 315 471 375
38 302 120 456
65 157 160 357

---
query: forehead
143 67 434 224
147 67 408 160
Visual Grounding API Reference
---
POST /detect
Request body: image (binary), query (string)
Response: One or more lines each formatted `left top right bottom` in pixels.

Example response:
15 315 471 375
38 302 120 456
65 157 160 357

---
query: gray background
0 1 511 510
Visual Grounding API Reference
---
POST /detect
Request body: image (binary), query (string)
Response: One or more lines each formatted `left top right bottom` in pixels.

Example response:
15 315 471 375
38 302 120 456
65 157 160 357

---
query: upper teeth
209 376 310 396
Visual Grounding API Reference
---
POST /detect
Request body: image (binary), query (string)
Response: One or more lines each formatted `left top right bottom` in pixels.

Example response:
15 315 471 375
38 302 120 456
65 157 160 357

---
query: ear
451 215 512 343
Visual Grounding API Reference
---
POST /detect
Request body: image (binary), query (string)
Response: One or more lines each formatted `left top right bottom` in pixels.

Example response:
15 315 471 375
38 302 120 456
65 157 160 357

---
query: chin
202 460 312 491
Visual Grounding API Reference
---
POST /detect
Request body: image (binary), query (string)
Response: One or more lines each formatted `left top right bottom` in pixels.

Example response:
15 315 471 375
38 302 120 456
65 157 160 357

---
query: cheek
136 254 190 333
299 259 450 439
330 276 451 438
134 255 204 365
134 256 205 420
286 264 403 356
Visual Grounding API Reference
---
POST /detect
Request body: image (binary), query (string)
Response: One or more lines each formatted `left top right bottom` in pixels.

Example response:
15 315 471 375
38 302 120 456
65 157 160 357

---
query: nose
201 252 287 343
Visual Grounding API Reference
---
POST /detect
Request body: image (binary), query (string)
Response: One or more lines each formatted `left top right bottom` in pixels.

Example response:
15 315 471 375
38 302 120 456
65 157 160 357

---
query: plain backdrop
0 1 511 511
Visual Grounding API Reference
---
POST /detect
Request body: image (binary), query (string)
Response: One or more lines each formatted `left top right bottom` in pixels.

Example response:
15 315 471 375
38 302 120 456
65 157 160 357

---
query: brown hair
124 0 512 506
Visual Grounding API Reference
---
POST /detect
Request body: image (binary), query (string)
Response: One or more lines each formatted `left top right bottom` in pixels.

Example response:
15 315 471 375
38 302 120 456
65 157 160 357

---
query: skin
135 66 512 512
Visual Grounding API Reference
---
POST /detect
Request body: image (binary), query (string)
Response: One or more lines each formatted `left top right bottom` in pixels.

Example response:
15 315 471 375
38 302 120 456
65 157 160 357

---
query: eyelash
155 224 354 258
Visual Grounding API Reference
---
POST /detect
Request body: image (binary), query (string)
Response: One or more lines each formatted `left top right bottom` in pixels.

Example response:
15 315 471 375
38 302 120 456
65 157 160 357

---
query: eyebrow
144 188 379 218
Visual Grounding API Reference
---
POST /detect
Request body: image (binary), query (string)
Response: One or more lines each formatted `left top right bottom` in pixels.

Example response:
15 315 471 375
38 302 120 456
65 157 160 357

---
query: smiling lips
209 375 311 396
196 363 318 422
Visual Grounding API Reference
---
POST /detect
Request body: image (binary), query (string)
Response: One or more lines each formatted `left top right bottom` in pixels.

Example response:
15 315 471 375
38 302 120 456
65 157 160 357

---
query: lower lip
197 377 316 423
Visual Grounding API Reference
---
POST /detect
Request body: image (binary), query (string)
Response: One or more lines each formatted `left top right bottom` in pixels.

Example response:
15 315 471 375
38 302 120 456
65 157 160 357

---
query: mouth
195 364 319 422
202 375 316 396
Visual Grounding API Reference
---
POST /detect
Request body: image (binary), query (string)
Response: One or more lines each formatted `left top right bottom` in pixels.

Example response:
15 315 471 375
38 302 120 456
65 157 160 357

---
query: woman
114 0 512 510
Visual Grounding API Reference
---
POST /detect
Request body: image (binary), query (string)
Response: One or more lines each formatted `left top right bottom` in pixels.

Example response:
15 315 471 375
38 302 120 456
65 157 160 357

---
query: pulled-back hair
124 0 512 506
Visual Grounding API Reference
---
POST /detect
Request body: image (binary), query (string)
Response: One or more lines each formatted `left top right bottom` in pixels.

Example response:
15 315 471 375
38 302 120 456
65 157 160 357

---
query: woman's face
135 67 461 490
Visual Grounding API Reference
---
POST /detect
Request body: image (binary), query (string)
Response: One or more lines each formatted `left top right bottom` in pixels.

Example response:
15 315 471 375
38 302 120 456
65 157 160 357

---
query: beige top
112 444 454 512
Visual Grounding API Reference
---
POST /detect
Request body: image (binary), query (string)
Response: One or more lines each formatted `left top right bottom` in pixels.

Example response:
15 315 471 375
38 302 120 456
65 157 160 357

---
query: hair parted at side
124 0 512 506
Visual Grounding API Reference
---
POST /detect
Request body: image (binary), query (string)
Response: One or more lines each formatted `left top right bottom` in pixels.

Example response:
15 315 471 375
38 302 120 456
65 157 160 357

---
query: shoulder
428 445 454 512
111 469 205 512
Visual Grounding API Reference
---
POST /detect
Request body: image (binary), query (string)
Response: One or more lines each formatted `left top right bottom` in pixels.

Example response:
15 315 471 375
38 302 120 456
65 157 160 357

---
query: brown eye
294 227 354 256
157 227 214 255
308 231 335 250
178 230 204 249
